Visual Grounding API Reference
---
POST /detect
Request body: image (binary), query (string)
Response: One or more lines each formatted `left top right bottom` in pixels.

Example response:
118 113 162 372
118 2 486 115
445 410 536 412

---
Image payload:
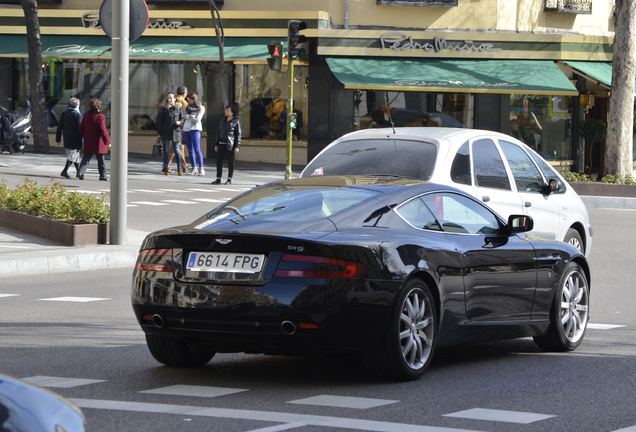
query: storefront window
509 94 572 161
352 90 473 130
15 58 206 132
235 64 309 141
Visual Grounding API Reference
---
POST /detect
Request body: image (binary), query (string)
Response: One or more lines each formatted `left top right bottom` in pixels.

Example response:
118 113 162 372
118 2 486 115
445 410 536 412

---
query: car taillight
274 254 364 278
135 248 173 272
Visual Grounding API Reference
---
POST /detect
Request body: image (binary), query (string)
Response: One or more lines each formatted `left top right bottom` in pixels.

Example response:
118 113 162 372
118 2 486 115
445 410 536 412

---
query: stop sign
99 0 149 42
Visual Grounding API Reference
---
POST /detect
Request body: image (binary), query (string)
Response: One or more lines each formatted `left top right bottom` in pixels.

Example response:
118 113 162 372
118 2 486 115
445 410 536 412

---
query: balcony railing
376 0 458 6
544 0 592 14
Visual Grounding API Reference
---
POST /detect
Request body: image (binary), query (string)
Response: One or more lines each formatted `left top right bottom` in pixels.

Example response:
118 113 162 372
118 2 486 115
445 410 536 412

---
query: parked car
0 374 86 431
132 177 590 381
301 127 592 256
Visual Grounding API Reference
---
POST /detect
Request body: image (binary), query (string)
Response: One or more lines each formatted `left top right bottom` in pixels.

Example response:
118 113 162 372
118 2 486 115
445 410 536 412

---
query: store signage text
393 80 517 88
380 32 502 54
43 44 190 56
81 12 192 30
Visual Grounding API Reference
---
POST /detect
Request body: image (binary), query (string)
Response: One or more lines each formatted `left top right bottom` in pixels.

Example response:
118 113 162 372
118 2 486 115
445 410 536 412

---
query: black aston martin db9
132 176 590 381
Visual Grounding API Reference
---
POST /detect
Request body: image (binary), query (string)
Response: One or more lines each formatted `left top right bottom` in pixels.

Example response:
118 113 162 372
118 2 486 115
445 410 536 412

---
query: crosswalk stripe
157 189 192 193
39 296 110 302
129 201 169 206
162 200 199 204
444 408 555 424
193 198 225 203
288 395 398 409
588 323 626 330
140 385 248 398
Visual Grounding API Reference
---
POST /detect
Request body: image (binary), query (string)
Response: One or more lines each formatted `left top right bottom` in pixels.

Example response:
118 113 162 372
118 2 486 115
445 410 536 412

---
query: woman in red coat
78 98 111 180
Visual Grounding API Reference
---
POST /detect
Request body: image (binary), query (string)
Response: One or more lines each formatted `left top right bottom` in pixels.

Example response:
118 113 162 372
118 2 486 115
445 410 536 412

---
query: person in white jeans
183 92 206 176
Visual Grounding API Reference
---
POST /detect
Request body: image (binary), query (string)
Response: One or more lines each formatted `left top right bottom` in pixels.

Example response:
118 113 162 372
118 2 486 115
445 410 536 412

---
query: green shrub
559 169 593 182
601 173 636 185
0 178 110 224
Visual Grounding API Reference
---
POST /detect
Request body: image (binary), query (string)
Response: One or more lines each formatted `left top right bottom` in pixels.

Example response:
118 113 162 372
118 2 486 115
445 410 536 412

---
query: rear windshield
197 186 381 229
303 139 437 180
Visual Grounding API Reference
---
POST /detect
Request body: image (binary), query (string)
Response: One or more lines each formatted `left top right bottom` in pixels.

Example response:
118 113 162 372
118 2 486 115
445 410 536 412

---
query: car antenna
384 92 396 134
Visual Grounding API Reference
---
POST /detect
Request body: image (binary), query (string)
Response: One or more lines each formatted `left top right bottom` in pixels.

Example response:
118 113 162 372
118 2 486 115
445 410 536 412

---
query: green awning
0 35 272 61
563 61 613 88
326 57 578 95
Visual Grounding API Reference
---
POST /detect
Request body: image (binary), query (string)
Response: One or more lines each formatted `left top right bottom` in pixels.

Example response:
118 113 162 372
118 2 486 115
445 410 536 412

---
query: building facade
0 0 625 174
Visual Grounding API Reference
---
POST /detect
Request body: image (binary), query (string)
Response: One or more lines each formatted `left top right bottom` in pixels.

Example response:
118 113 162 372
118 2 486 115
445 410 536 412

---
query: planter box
570 182 636 198
0 208 109 246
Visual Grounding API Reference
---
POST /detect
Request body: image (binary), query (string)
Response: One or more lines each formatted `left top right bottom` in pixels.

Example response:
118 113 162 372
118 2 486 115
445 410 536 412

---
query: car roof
331 127 516 144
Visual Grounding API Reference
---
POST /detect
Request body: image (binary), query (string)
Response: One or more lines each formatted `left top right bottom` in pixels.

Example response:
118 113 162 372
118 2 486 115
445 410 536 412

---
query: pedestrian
166 85 189 173
183 92 206 176
156 92 184 176
211 104 241 185
78 98 110 181
55 97 82 179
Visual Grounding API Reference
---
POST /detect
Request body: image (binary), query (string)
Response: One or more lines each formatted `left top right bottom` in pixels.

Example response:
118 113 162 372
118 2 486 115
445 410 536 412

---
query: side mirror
543 178 560 194
508 214 534 232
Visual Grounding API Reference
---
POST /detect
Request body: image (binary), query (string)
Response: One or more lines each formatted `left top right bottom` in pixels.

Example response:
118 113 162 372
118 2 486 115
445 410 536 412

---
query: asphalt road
1 208 635 432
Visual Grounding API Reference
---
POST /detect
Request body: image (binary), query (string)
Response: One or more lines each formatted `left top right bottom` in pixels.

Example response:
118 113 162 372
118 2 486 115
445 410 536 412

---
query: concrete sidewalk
0 227 146 278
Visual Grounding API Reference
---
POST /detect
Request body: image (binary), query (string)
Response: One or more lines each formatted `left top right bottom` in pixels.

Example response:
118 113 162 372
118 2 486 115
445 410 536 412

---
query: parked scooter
0 98 32 154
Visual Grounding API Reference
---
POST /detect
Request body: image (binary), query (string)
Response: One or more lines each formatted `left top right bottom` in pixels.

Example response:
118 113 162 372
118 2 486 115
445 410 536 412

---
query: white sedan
301 127 592 256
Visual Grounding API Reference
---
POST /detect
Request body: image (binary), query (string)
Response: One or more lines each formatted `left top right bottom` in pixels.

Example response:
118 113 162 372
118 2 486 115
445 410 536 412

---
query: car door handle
481 195 490 203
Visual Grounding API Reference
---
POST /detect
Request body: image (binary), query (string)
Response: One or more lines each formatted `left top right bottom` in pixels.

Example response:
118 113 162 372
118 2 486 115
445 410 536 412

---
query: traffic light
287 20 307 60
288 111 298 129
267 42 283 71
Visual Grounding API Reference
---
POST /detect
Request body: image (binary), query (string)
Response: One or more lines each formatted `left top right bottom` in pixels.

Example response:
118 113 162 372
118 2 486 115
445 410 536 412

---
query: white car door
456 138 525 220
498 140 562 241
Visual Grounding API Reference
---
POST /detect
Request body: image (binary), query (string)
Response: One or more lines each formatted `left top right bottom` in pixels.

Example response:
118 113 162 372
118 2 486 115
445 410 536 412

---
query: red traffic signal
267 42 283 71
288 20 307 60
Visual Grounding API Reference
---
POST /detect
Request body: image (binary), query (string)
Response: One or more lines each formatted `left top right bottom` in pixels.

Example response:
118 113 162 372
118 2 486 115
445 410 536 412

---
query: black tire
563 228 584 253
145 334 215 367
366 279 437 381
534 262 589 352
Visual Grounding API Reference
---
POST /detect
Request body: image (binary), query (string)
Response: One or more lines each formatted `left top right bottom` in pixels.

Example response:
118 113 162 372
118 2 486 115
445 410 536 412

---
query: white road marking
23 376 106 388
0 294 19 298
162 200 199 204
157 189 192 193
193 198 225 203
444 408 555 424
612 426 636 432
288 395 398 409
129 201 169 206
1 245 32 249
189 188 221 192
141 385 247 398
39 296 110 302
71 398 483 432
588 323 626 330
131 189 164 193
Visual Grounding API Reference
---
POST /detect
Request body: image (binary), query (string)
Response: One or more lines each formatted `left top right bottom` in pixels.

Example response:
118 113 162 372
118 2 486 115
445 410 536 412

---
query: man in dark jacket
55 97 83 179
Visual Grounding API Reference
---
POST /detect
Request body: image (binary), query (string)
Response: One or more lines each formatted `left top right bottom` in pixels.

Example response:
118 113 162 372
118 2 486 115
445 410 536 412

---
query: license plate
186 252 265 273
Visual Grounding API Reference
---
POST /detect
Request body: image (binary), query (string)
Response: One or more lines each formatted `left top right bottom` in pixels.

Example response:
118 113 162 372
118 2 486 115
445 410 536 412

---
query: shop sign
393 79 516 88
380 31 502 54
43 44 190 56
81 11 192 30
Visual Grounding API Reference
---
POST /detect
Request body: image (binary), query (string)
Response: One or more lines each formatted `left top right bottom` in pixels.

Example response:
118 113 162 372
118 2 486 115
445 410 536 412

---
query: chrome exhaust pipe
152 314 164 328
280 320 297 335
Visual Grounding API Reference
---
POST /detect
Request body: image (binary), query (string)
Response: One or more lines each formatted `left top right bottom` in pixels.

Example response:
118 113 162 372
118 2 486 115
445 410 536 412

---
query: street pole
110 0 129 245
285 57 294 180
